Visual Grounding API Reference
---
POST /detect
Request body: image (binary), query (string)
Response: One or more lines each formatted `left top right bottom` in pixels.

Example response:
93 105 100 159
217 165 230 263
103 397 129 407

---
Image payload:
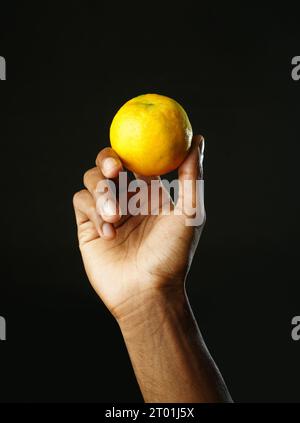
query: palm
79 211 199 316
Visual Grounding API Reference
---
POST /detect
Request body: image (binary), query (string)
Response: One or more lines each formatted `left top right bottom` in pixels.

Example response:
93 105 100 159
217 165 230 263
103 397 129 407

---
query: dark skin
73 135 232 402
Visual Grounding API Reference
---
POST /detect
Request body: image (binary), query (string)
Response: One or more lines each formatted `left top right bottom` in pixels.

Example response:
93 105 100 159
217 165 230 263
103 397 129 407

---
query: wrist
116 284 189 338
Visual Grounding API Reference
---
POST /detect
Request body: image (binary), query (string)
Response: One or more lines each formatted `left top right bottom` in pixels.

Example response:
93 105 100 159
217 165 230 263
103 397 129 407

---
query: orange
109 93 193 176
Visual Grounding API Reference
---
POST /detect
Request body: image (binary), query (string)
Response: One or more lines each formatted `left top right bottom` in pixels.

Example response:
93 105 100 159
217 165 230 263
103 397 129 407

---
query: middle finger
83 166 121 224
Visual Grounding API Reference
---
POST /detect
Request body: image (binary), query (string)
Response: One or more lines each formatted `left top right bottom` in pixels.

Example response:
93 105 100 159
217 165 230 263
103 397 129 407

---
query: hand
72 136 232 403
73 135 205 322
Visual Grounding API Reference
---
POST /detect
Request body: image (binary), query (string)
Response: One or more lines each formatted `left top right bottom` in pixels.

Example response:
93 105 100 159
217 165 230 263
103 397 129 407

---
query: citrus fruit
109 93 193 176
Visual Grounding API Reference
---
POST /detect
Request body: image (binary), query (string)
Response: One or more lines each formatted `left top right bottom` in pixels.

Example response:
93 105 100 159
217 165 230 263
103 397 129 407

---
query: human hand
73 135 205 322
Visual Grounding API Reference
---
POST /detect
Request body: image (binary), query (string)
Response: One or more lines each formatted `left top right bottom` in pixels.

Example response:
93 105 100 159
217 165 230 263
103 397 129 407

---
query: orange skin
110 93 193 176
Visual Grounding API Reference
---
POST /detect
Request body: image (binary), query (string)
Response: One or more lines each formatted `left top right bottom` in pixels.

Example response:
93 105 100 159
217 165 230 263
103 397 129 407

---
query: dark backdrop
1 3 300 402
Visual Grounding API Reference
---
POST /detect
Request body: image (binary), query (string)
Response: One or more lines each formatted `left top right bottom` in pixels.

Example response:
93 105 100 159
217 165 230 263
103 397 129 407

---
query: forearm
117 286 232 403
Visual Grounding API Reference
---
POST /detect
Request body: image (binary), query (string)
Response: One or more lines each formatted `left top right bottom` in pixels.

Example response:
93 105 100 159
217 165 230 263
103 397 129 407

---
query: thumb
175 135 205 226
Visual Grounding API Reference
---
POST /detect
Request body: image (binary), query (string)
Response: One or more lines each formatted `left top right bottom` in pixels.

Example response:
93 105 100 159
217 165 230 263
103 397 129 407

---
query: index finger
96 147 123 179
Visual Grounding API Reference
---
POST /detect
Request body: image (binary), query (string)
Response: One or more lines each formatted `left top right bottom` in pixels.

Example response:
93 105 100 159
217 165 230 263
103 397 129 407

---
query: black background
1 3 300 402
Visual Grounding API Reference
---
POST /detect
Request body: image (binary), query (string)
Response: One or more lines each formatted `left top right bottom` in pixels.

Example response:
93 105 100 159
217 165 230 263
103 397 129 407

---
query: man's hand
73 135 205 322
73 135 232 402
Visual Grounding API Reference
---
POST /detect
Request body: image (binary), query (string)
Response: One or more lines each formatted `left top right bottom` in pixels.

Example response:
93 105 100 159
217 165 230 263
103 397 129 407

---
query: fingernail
102 199 117 216
102 157 118 172
102 222 114 238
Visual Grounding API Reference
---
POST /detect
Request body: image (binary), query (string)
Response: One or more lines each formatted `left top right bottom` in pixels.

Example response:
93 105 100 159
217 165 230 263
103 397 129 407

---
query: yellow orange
109 93 193 176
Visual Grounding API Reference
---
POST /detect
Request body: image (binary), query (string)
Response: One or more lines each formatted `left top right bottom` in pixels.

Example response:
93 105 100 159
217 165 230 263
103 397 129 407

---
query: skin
73 135 232 403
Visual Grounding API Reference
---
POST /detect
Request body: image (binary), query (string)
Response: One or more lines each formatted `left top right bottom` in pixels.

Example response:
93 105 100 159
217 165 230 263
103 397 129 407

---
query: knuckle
83 167 97 186
73 189 85 206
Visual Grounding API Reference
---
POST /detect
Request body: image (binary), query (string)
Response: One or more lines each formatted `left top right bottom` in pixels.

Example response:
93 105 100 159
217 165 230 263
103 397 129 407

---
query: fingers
96 147 165 217
75 148 125 241
83 166 121 224
175 135 205 225
73 189 116 240
96 147 123 178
